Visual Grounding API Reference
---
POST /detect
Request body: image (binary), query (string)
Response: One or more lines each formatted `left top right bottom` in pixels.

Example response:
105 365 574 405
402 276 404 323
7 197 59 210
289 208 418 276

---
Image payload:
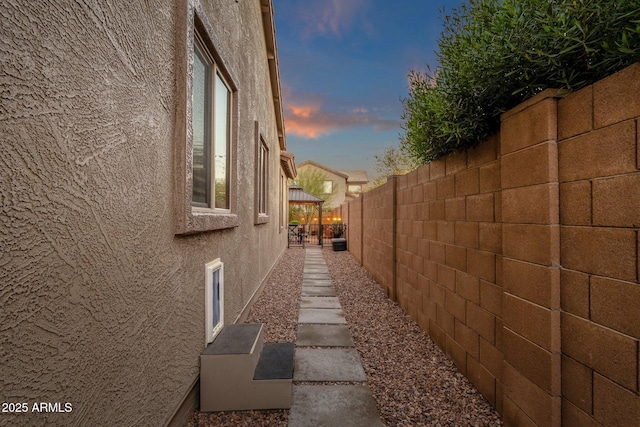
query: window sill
176 209 239 235
255 214 270 225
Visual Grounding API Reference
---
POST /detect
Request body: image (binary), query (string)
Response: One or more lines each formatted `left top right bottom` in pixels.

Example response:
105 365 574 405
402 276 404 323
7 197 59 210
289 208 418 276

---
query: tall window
174 9 238 235
257 138 269 215
323 180 334 194
192 35 231 210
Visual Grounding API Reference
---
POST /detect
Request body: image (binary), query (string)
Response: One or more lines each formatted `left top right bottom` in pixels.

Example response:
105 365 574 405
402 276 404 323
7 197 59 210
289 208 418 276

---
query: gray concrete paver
299 296 341 309
300 279 333 287
289 385 384 427
296 324 354 347
293 348 366 381
301 287 336 297
288 248 383 427
298 308 346 324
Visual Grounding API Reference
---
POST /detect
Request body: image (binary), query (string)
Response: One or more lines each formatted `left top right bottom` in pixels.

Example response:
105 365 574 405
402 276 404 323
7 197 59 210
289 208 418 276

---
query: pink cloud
283 99 398 139
289 104 319 119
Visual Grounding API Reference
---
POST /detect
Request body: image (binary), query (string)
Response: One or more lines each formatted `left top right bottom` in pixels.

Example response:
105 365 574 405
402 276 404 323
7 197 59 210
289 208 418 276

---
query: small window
323 180 333 194
258 138 269 215
254 122 270 224
348 184 362 194
279 169 286 230
205 259 224 344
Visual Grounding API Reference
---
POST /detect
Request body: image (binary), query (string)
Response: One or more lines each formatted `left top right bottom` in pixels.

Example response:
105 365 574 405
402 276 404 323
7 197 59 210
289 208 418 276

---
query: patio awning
288 185 324 205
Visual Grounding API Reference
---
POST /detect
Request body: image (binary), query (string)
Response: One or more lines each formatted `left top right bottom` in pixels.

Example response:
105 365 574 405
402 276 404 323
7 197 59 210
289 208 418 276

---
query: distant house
296 160 369 209
1 1 295 426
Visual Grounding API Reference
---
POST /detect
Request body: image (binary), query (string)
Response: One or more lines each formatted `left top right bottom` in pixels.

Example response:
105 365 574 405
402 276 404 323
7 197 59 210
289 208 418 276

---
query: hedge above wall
400 0 640 164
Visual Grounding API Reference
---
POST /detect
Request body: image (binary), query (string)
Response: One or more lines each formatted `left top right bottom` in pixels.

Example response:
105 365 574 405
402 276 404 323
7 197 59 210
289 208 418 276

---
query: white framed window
323 180 333 194
205 259 224 344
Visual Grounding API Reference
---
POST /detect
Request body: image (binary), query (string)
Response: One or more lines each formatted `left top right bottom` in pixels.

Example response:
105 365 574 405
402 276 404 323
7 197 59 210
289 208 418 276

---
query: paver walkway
288 247 384 427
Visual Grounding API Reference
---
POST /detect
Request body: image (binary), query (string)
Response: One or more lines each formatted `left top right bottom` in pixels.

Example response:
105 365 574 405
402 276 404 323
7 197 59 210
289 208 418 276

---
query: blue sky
273 0 465 181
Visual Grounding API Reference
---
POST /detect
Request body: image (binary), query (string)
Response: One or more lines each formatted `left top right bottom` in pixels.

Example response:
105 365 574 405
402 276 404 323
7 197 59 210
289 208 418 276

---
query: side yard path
189 247 502 426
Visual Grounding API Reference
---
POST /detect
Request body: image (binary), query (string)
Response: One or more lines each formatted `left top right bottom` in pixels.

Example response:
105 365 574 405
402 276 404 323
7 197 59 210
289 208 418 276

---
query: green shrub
401 0 640 163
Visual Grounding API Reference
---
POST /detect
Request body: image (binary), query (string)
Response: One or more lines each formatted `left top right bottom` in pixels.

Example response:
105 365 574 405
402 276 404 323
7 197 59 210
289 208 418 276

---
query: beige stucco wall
1 1 288 426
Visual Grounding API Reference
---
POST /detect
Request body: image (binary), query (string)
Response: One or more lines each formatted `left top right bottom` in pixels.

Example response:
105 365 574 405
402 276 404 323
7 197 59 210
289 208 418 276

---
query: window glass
323 180 333 194
214 73 229 209
258 139 268 214
192 48 209 206
192 38 231 211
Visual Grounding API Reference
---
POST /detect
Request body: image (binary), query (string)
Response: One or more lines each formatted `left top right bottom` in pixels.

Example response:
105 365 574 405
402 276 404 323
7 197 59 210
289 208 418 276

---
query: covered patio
287 184 324 248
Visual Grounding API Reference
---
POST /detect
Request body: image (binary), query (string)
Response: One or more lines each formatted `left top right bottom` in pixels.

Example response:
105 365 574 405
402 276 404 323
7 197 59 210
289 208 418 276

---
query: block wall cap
502 89 569 121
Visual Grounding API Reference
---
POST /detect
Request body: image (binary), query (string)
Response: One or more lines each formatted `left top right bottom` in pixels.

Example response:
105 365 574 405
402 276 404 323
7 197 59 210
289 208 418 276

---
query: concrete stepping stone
300 296 341 309
303 274 332 281
301 279 333 287
301 287 336 297
288 385 384 427
293 348 366 381
296 324 354 347
303 273 329 278
304 265 329 271
303 271 329 277
298 308 346 324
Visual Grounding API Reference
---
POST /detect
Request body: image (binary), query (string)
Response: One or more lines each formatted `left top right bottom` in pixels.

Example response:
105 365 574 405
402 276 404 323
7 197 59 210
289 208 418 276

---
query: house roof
297 160 349 179
297 160 369 184
260 0 286 152
280 151 296 179
341 170 369 184
288 185 324 205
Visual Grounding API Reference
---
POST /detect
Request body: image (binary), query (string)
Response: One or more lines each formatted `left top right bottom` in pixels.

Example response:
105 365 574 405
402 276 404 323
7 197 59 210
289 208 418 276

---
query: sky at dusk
273 0 465 182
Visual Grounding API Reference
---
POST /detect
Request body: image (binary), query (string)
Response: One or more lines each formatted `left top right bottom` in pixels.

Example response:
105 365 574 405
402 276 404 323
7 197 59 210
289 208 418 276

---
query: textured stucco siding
1 1 287 426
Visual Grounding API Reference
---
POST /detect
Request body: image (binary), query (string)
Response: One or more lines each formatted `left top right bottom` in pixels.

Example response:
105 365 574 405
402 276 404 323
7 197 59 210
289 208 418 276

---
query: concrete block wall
362 178 396 299
399 135 504 412
557 64 640 427
346 197 362 264
500 90 562 426
338 63 640 426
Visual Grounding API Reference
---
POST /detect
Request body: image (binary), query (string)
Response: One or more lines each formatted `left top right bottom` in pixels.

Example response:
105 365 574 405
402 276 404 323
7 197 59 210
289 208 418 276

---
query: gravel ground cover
323 248 502 427
189 247 502 426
